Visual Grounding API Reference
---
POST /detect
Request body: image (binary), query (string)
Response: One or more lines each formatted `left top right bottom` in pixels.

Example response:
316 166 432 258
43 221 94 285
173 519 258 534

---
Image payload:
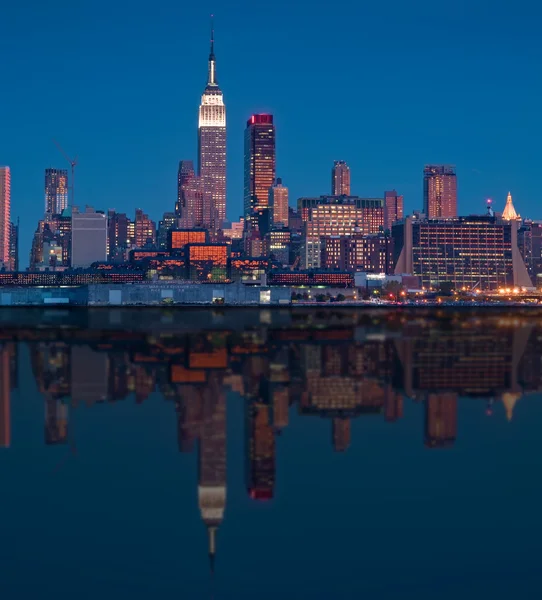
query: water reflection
1 308 542 577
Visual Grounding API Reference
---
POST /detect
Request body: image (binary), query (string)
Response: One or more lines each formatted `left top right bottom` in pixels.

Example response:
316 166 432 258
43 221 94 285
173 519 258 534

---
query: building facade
331 160 350 196
244 114 276 217
9 220 18 272
176 160 203 228
321 232 393 274
0 167 11 269
198 29 226 231
134 209 156 248
268 178 288 228
71 206 108 268
393 215 531 290
423 165 457 218
45 168 68 216
300 196 384 268
384 189 403 230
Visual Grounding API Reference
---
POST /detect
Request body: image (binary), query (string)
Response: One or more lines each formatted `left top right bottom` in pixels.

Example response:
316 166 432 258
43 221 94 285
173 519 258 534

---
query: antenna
53 139 78 209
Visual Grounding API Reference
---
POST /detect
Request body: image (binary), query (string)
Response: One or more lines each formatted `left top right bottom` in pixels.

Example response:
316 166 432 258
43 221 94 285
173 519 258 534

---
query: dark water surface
2 308 542 599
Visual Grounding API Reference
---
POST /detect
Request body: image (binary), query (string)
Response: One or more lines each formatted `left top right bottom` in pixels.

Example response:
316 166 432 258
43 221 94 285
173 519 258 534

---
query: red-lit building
169 228 209 251
186 243 229 282
267 270 354 287
244 114 276 217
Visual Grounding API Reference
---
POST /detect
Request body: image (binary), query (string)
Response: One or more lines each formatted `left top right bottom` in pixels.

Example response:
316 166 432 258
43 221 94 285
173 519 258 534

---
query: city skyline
1 4 539 266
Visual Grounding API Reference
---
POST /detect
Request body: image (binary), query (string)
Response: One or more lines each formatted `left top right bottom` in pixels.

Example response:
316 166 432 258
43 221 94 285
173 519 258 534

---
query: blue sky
1 0 540 263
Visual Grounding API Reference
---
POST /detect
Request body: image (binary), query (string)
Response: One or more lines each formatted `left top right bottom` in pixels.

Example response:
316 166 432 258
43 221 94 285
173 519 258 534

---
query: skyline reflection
1 308 542 575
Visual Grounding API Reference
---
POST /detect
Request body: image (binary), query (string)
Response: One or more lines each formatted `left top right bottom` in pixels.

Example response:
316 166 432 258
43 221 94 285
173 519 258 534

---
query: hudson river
1 308 541 598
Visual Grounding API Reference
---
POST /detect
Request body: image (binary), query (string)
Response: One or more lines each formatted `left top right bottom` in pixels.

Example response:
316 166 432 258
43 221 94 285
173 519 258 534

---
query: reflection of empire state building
198 21 226 232
197 374 227 571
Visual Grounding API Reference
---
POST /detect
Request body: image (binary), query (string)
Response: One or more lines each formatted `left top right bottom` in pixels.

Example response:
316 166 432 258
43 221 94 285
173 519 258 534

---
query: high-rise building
244 114 276 217
71 206 108 268
269 178 288 228
384 190 403 230
198 25 226 231
107 210 131 261
157 212 178 250
331 160 350 196
176 160 203 228
423 165 457 218
45 168 68 215
0 167 11 268
134 209 156 248
299 196 384 268
393 214 532 290
9 220 18 271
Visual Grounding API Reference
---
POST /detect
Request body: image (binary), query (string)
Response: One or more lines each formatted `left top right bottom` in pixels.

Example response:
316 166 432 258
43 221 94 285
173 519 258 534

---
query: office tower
263 229 291 265
134 208 156 247
71 206 108 268
269 178 288 228
176 160 203 227
384 189 403 230
198 25 226 231
321 231 393 273
502 192 520 221
244 114 276 217
45 168 69 215
393 215 532 290
9 220 18 271
0 167 10 268
331 160 350 196
423 165 457 218
107 210 131 261
518 221 542 285
157 212 178 250
299 196 384 268
0 344 11 448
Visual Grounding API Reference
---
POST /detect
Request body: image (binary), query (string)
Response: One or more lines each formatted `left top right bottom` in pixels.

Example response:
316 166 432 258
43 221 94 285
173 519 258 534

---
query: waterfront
2 308 542 598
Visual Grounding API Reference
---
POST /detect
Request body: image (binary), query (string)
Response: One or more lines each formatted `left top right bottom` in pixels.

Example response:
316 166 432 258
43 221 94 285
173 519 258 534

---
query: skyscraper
9 220 19 271
269 178 289 228
176 160 203 227
423 165 457 218
71 206 108 268
384 189 403 230
0 167 10 268
45 168 68 215
244 114 276 217
331 160 350 196
198 24 226 232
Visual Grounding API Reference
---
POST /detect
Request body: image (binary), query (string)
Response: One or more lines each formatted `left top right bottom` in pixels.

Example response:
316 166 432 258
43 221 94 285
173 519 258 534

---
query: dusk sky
1 0 540 262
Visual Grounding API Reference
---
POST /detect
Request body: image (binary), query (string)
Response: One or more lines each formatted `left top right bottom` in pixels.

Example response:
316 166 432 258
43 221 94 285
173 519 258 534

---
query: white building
71 206 107 268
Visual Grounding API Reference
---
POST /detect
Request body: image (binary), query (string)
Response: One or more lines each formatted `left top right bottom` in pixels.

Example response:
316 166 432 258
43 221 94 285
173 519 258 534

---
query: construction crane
53 139 77 208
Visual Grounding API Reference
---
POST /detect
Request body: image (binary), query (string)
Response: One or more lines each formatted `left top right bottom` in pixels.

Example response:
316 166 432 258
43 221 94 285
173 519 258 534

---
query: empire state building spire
208 16 217 86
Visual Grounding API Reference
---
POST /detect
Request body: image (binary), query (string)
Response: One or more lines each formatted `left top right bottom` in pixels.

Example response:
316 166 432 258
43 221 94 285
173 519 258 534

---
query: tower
269 178 289 228
0 167 10 268
244 114 276 217
176 160 203 227
45 168 68 215
502 192 520 221
331 160 350 196
198 21 226 232
384 189 404 230
423 165 457 218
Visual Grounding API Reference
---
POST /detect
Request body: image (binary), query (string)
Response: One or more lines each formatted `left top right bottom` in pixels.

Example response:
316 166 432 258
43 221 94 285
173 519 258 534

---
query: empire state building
198 24 226 232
